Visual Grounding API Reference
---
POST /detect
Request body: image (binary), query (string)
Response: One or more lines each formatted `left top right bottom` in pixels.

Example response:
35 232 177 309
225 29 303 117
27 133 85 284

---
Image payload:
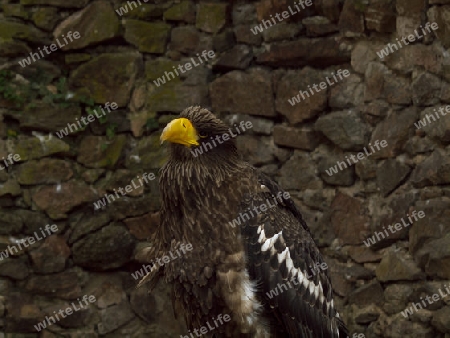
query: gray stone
196 2 228 34
383 284 414 315
69 53 141 107
431 306 450 333
276 68 327 124
348 281 385 306
53 1 119 50
211 69 275 117
315 110 371 150
72 224 135 270
212 29 235 52
170 26 201 54
428 6 450 48
418 106 450 143
163 0 195 23
124 21 171 54
273 125 320 150
376 249 425 282
257 37 350 67
232 4 256 24
279 152 322 190
318 154 355 186
415 233 450 279
338 0 365 35
262 23 301 42
21 0 89 7
412 72 442 106
303 16 338 36
0 258 29 279
97 301 134 334
354 304 382 324
370 107 419 158
411 149 450 187
376 159 411 196
25 270 81 299
234 24 262 45
409 199 450 254
236 136 275 166
0 211 23 235
213 45 253 71
329 74 364 108
17 159 73 185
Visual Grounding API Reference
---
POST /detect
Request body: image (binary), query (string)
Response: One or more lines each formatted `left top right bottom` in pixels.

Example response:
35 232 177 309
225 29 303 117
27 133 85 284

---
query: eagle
138 106 348 338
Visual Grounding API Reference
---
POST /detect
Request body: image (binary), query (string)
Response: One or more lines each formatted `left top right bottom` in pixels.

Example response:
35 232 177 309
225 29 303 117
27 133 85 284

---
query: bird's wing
240 171 348 338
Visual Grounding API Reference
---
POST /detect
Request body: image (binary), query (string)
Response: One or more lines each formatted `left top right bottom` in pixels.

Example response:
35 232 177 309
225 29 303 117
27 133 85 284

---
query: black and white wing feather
240 171 348 338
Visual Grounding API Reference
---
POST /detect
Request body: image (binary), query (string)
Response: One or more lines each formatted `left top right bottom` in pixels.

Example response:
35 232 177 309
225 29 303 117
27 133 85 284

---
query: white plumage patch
277 247 288 264
258 229 266 244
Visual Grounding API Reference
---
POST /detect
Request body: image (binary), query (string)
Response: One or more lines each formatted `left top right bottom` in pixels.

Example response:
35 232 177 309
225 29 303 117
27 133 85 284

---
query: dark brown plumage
138 106 348 337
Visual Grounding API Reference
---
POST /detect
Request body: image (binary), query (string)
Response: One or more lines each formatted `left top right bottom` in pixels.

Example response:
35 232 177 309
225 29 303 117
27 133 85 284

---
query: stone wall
0 0 450 337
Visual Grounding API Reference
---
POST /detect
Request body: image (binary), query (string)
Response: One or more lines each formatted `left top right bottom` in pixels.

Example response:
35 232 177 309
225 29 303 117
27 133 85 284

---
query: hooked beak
160 118 199 147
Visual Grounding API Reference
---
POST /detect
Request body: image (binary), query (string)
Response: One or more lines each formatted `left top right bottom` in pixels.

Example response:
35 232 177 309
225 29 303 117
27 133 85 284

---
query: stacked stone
0 0 449 337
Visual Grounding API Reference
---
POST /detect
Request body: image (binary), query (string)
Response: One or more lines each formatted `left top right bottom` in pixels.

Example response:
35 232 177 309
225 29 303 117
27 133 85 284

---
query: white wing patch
257 225 336 317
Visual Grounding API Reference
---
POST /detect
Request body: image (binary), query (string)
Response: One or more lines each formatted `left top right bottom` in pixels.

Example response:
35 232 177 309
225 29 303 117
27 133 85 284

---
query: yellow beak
160 118 199 147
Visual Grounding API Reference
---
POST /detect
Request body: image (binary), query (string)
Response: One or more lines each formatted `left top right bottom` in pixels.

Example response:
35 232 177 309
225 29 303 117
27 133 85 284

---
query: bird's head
160 106 238 160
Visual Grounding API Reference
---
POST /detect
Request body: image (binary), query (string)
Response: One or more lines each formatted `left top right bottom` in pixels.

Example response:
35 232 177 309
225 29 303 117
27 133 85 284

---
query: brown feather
138 106 348 338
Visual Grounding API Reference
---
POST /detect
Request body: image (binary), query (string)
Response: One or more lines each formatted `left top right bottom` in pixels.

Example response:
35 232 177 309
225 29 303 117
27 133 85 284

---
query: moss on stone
119 3 164 19
126 134 168 171
69 52 141 107
196 3 227 33
14 137 70 161
0 179 21 197
0 20 46 42
354 0 369 12
65 53 91 64
145 58 181 82
32 7 59 31
124 20 171 54
20 0 90 8
163 1 195 22
0 39 31 57
98 134 126 168
2 4 29 19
